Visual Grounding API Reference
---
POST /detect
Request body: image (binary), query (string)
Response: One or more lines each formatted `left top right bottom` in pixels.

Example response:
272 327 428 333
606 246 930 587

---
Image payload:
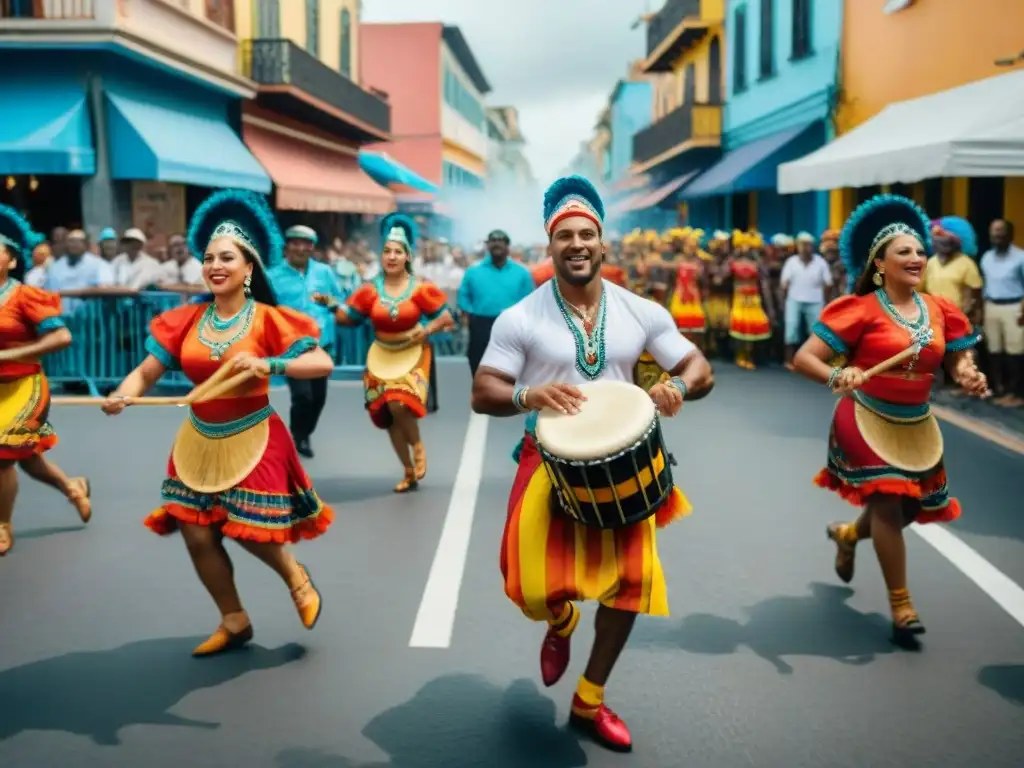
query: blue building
679 0 843 236
604 77 657 233
0 2 270 241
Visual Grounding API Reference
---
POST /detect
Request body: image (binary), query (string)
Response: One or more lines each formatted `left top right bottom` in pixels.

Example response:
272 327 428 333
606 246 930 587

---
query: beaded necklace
552 280 607 379
198 297 256 360
874 288 933 371
374 275 414 321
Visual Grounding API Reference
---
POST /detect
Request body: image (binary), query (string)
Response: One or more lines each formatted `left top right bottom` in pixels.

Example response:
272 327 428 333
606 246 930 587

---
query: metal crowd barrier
44 292 468 396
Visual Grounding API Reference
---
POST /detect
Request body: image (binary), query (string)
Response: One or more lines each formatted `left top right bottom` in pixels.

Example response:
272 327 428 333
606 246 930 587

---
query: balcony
243 38 390 145
0 0 251 95
642 0 719 73
632 102 722 171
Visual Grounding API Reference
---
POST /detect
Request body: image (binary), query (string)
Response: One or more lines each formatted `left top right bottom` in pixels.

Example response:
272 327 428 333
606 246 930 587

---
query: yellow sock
548 602 579 638
572 676 604 719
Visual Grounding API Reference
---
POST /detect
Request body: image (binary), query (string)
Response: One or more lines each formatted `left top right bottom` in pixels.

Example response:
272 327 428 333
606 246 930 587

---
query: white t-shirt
480 280 696 385
781 253 832 303
110 252 165 290
157 258 204 286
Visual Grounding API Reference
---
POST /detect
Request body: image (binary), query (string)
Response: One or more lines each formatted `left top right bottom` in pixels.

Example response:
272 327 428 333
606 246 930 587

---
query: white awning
778 70 1024 193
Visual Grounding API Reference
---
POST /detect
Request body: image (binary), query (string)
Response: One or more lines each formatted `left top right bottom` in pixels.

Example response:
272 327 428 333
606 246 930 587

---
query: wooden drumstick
191 369 256 403
184 363 236 403
49 395 188 406
861 343 922 383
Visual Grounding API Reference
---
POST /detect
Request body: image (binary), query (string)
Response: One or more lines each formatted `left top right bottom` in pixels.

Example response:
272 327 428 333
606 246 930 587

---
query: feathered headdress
0 204 43 281
839 194 931 289
187 189 283 269
933 215 978 257
543 175 605 237
379 212 417 253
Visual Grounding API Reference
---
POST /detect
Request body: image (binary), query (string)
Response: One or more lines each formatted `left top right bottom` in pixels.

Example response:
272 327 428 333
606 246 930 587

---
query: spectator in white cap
781 231 833 370
111 227 164 290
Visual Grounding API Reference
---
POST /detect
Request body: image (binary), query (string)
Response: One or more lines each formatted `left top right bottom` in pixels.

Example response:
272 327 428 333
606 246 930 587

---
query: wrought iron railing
632 102 721 165
646 0 701 58
241 38 390 135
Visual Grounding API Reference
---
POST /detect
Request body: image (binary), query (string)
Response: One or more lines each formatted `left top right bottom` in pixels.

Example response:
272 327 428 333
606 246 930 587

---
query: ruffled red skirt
144 412 334 543
814 397 959 525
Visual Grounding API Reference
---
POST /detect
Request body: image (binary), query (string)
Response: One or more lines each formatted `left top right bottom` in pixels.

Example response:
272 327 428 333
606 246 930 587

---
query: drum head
536 380 656 461
366 341 421 382
172 417 269 494
853 402 943 473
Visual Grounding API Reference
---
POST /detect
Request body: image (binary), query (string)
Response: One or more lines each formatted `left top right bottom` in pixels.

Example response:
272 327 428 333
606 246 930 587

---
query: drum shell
540 419 674 530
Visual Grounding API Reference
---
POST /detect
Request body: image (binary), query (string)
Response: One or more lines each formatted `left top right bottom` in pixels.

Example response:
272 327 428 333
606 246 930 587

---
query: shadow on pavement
632 582 896 674
11 525 85 541
308 476 399 505
977 664 1024 707
274 675 587 768
0 637 306 746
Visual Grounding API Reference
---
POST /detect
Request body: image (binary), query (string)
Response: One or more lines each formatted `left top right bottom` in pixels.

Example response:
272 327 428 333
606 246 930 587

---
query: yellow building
632 0 725 223
778 0 1023 244
235 0 396 227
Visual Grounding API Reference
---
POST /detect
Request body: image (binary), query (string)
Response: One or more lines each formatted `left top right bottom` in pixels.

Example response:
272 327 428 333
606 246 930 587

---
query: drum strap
852 391 929 424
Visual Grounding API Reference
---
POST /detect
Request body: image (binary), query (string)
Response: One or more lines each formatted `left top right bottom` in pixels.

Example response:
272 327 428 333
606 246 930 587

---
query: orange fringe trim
813 469 961 524
369 390 427 420
144 502 335 544
0 433 58 460
654 486 692 528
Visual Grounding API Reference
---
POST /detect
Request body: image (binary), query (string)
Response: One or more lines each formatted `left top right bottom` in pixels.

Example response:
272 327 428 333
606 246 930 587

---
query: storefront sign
131 181 185 250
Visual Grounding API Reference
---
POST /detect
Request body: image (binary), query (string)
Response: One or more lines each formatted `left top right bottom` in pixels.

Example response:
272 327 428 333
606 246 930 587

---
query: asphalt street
1 360 1023 768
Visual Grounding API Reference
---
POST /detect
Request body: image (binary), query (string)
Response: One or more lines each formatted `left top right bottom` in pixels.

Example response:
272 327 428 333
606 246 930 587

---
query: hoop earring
872 270 884 287
244 273 252 296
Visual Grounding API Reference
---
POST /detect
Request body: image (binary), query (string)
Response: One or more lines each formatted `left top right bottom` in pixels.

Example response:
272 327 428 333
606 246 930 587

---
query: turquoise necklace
198 297 255 359
552 280 607 379
374 275 413 321
874 288 933 371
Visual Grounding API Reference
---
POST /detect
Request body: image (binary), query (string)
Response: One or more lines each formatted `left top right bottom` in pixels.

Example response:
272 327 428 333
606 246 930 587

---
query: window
442 62 485 130
733 7 747 93
255 0 279 38
758 0 774 79
684 62 696 104
340 8 352 77
442 161 483 189
205 0 234 31
305 0 319 57
791 0 812 59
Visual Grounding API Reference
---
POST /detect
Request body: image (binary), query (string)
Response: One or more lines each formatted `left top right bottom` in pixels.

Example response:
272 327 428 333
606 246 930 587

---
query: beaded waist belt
188 405 273 439
852 391 930 424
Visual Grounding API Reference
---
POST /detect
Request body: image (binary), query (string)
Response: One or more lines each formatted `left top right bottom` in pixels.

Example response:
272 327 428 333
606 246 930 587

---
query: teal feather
0 204 43 281
543 175 605 223
839 194 931 289
187 189 283 269
938 215 978 257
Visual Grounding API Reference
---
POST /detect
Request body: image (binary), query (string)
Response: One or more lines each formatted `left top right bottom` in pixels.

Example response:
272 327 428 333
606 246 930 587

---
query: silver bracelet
513 385 530 412
667 376 688 399
826 366 842 388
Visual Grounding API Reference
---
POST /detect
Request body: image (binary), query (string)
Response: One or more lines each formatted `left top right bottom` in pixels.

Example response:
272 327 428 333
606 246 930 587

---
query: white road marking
912 522 1024 628
409 412 489 648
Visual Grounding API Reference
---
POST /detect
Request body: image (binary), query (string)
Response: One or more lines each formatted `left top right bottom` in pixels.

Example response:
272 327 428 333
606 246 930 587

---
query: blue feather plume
938 215 978 257
186 189 283 269
379 212 418 248
543 175 605 224
0 204 43 281
839 194 931 285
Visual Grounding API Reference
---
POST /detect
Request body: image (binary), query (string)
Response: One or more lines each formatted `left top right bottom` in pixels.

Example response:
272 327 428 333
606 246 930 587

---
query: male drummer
471 175 714 753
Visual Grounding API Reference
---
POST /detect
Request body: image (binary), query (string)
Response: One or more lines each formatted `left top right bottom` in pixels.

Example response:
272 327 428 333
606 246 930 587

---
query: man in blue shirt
267 225 343 457
457 229 535 376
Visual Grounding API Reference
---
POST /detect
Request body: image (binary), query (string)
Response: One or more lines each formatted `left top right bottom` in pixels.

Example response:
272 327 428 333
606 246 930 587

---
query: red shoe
540 626 571 687
569 698 633 752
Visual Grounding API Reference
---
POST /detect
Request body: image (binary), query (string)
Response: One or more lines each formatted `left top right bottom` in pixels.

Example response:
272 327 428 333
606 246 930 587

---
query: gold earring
872 270 884 287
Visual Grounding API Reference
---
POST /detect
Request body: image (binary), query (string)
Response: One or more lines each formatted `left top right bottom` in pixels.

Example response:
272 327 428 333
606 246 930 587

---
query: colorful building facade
360 22 491 231
779 0 1023 248
634 0 726 230
237 0 396 240
0 0 269 243
686 0 842 236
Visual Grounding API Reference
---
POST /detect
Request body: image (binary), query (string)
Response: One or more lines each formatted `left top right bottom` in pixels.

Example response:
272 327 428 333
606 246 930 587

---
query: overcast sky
361 0 657 188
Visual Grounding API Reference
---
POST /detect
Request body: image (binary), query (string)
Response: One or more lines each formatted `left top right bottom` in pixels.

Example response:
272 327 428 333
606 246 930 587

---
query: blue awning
359 151 438 194
0 73 95 176
104 80 270 192
682 123 820 199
